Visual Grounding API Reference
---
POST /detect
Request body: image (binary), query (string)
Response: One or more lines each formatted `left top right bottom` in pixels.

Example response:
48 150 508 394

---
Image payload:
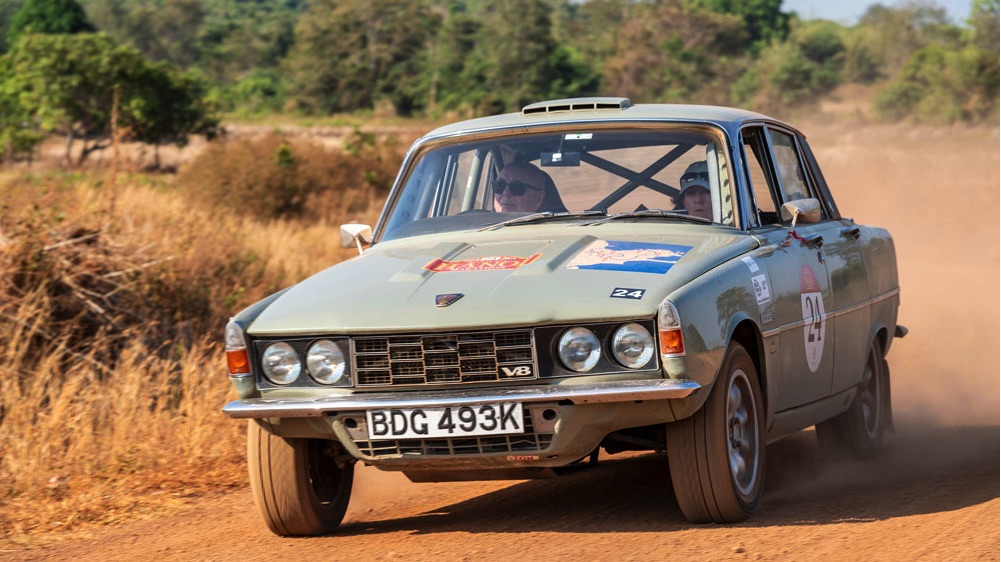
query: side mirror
781 198 822 228
340 223 372 255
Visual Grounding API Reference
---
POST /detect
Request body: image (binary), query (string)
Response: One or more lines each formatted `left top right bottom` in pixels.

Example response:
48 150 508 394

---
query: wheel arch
728 318 767 414
873 325 890 358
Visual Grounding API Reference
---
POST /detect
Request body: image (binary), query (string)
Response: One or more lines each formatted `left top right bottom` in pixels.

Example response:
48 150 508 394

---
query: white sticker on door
751 274 771 305
800 265 827 373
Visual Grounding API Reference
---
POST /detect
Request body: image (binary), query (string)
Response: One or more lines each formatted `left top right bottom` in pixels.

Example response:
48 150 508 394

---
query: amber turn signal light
659 328 685 356
227 349 250 375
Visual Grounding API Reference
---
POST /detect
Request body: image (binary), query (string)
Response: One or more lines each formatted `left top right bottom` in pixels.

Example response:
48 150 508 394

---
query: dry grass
0 151 385 546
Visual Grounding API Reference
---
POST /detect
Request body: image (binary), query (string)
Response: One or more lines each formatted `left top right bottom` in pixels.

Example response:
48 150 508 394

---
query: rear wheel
247 421 354 536
666 342 765 523
816 337 888 459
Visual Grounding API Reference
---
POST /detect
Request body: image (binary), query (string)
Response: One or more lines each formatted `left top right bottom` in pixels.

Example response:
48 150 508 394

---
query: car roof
420 98 796 142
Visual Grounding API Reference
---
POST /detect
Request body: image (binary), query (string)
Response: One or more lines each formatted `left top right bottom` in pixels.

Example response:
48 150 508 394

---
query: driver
677 161 714 221
492 162 549 213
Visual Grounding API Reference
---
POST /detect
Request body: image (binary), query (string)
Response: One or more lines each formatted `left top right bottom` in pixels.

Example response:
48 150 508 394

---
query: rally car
222 98 904 536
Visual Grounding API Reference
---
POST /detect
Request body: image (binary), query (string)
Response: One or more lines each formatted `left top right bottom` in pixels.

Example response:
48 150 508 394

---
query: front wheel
666 342 765 523
816 337 889 459
247 421 354 536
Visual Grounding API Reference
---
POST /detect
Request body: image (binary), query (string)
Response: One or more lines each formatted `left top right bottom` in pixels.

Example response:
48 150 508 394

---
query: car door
738 125 835 412
794 132 871 396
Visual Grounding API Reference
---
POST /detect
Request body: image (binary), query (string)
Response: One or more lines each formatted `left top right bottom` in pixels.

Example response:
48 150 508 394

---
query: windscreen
380 127 734 241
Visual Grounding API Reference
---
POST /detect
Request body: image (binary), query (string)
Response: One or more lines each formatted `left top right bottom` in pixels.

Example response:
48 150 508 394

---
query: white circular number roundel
800 265 826 373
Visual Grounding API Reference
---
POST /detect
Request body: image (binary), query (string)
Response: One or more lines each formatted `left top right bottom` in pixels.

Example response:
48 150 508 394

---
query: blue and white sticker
566 240 691 274
610 287 646 300
741 256 760 273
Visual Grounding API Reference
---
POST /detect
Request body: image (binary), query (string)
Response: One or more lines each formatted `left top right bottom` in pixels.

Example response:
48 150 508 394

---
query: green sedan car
222 98 905 536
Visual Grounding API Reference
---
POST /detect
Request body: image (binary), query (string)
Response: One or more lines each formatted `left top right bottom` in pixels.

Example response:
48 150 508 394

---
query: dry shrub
178 129 405 222
0 167 385 544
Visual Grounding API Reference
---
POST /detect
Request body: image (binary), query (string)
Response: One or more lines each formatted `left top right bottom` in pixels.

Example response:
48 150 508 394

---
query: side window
767 129 812 203
741 127 780 226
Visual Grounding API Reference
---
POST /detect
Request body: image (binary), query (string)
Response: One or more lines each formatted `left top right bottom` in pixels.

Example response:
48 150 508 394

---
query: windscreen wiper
480 210 608 231
583 209 711 226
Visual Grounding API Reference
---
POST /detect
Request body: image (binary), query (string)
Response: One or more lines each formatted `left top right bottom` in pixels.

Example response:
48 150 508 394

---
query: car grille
351 329 537 386
351 409 553 458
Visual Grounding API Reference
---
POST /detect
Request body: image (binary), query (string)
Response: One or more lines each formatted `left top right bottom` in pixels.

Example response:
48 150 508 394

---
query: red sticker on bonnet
424 254 541 272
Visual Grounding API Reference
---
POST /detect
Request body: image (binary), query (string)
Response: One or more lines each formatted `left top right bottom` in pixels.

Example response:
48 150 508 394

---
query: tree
968 0 1000 53
285 0 433 114
470 0 560 112
7 0 94 45
601 0 744 104
4 32 218 165
688 0 788 51
731 20 845 113
0 54 43 162
855 2 958 79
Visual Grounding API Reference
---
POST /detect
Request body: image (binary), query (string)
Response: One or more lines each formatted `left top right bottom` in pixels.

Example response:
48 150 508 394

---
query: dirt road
5 423 997 561
6 120 999 561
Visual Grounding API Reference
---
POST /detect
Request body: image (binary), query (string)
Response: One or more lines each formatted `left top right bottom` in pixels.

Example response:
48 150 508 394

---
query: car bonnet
246 225 757 335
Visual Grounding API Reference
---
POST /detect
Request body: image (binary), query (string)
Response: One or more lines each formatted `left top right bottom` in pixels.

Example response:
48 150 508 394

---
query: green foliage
875 43 999 123
601 0 745 105
285 0 431 115
968 0 1000 53
732 19 845 112
0 0 997 137
2 32 219 164
7 0 94 45
871 0 998 124
689 0 788 51
84 0 302 84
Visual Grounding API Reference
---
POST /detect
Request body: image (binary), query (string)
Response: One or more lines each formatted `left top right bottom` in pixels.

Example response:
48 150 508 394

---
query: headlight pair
262 340 347 385
557 323 655 373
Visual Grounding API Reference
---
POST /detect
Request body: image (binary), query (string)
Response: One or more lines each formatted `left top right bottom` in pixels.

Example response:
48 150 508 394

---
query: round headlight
558 327 601 372
262 342 301 384
612 323 655 369
307 340 346 384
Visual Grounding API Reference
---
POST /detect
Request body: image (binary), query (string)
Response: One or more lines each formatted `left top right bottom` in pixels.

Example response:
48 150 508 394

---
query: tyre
815 337 888 459
247 421 354 536
666 342 765 523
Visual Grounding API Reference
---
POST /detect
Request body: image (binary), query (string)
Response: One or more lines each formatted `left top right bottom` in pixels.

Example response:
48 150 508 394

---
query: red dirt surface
4 120 998 561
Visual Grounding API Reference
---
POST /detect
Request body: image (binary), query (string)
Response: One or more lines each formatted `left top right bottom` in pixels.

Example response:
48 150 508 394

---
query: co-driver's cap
679 161 710 195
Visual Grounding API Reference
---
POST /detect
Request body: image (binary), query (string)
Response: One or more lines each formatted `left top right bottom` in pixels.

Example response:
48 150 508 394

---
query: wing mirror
781 198 822 229
340 223 372 255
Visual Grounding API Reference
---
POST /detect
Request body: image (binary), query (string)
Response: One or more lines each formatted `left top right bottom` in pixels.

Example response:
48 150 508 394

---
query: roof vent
522 97 633 116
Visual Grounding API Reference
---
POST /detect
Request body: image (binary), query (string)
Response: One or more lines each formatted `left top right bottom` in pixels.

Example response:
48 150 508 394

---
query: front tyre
666 342 765 523
247 421 354 536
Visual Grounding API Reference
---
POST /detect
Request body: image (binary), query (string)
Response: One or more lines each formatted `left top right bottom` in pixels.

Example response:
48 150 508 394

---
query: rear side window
767 129 811 203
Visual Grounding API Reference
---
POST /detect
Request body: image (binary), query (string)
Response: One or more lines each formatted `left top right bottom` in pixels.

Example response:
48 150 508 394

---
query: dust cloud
807 122 1000 426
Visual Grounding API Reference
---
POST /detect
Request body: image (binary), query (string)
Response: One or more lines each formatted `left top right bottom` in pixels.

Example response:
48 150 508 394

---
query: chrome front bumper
222 378 701 419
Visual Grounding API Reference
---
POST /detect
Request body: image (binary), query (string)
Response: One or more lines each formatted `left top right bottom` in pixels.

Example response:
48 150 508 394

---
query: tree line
0 0 997 164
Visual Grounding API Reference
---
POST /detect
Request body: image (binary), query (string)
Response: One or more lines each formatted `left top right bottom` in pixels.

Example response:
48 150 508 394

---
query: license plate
365 403 524 440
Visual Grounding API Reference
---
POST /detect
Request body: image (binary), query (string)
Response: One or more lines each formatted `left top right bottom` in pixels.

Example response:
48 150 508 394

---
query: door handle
804 234 824 248
840 226 861 240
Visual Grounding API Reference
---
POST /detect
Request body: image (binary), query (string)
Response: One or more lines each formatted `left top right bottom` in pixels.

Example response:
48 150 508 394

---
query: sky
782 0 973 25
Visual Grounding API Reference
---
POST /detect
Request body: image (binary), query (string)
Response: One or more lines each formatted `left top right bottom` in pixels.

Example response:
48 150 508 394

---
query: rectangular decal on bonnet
566 240 691 274
425 254 541 272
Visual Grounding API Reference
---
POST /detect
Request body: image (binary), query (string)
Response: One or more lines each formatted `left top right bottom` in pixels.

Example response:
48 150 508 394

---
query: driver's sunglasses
492 179 541 196
680 171 709 185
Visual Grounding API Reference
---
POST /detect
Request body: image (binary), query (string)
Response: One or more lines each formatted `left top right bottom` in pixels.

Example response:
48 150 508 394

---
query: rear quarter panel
859 225 901 353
